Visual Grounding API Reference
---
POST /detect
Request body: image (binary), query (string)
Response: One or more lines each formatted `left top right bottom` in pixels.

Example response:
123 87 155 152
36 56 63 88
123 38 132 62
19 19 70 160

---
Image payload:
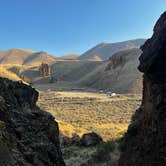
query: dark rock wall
119 11 166 166
0 78 65 166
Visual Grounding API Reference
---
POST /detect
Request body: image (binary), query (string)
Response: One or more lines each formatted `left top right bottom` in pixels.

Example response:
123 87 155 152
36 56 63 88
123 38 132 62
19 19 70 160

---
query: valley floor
34 81 95 91
37 90 141 166
37 91 141 140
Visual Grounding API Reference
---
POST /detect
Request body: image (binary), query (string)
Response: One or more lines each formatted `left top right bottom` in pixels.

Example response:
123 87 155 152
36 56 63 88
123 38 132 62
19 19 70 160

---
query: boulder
119 11 166 166
0 77 65 166
81 132 103 146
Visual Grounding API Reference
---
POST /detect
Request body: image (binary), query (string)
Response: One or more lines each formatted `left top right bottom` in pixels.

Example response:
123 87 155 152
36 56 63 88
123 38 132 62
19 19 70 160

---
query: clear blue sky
0 0 165 56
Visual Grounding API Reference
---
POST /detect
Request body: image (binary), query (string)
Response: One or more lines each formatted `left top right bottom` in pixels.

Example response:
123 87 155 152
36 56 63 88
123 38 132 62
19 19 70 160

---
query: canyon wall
119 11 166 166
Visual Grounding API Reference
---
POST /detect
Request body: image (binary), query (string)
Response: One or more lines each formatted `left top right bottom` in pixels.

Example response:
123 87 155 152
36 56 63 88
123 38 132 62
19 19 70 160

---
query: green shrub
93 141 116 161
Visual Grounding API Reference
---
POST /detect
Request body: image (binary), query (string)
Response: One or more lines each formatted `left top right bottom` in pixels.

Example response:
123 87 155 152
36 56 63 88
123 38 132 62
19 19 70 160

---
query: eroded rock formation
0 78 65 166
119 11 166 166
39 63 51 77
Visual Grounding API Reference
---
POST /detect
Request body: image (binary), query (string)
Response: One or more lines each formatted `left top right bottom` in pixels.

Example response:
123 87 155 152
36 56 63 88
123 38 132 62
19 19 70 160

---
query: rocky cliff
0 78 65 166
119 11 166 166
39 63 51 77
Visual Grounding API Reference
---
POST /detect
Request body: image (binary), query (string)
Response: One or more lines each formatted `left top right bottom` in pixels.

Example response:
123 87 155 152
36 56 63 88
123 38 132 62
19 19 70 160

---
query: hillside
78 48 143 93
51 61 103 82
58 54 80 60
0 48 56 66
0 65 21 81
0 46 143 93
2 48 143 93
33 48 143 94
79 39 146 60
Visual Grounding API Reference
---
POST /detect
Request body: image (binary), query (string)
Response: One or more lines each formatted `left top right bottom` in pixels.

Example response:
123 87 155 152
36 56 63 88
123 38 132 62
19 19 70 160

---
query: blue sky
0 0 165 56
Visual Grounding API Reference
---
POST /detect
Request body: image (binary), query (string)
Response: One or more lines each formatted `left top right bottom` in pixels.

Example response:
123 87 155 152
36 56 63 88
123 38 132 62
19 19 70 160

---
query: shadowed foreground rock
119 11 166 166
0 78 65 166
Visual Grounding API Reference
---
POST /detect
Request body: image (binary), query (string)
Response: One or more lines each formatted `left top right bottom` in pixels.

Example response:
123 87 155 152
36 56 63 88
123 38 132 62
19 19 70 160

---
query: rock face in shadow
119 11 166 166
0 78 65 166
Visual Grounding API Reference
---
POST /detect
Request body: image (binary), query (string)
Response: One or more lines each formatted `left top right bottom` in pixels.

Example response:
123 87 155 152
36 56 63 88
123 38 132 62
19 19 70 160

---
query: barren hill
0 47 143 93
58 54 80 60
0 48 56 66
33 48 143 93
79 39 146 60
78 48 142 93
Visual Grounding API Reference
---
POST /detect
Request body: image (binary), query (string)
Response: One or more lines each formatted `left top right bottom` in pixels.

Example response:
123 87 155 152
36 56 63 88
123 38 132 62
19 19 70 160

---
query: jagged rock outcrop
119 11 166 166
39 63 51 77
0 77 65 166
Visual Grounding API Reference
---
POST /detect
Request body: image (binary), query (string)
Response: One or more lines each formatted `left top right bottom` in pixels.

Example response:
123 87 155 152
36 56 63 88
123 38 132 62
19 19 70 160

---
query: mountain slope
23 51 56 65
79 39 146 60
0 47 143 93
0 49 56 66
0 65 21 81
0 49 33 64
20 48 143 93
49 61 103 82
78 48 143 93
58 54 80 60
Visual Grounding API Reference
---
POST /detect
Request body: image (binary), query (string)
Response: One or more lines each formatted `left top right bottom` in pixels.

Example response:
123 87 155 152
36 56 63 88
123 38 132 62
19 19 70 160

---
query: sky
0 0 165 56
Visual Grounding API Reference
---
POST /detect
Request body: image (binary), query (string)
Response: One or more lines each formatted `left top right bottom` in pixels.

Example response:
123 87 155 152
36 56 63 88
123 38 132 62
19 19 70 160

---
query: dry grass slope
37 91 141 166
37 91 141 140
0 65 21 81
